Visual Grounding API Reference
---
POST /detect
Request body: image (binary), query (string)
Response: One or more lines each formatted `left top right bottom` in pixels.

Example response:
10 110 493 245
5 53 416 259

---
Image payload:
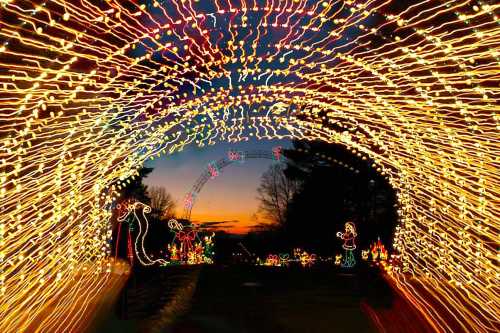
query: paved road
96 264 434 333
167 265 382 333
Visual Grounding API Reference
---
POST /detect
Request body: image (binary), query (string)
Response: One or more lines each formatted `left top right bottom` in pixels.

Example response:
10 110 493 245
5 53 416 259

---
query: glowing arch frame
181 147 284 219
0 0 498 332
181 146 363 220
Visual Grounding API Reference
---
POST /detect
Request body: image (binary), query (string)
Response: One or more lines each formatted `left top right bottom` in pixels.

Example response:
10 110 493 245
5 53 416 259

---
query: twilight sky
143 139 292 234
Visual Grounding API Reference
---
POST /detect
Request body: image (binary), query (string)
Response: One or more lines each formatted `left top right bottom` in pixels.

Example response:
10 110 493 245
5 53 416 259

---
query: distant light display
263 254 281 267
228 149 245 162
166 218 214 265
337 222 358 268
272 146 283 161
335 254 343 266
207 161 220 179
183 147 360 219
370 237 388 262
258 249 316 267
293 248 317 267
181 147 290 219
0 0 498 331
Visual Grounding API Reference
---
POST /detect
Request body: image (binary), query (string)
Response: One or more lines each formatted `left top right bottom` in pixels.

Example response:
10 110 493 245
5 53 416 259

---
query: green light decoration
336 222 357 268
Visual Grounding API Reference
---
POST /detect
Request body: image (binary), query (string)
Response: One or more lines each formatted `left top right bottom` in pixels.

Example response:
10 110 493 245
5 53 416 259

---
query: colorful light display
118 200 169 266
182 147 293 219
258 249 317 267
370 237 388 261
207 161 220 179
292 248 318 267
166 218 214 265
362 250 370 261
203 233 215 264
337 222 358 268
0 0 498 331
228 149 245 163
335 254 343 266
263 254 282 267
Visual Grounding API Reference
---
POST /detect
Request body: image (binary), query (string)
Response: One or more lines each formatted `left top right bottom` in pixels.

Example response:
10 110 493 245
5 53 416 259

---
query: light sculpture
181 147 303 219
370 237 388 262
337 222 358 268
228 150 245 163
362 250 370 261
183 192 196 210
279 253 291 266
259 249 317 267
272 146 283 161
335 254 343 266
0 0 498 331
207 161 220 179
118 200 168 266
297 251 317 267
264 254 281 267
166 218 212 265
203 233 215 264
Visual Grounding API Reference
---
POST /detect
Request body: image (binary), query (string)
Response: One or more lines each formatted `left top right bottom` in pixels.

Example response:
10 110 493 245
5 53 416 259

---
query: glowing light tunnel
0 0 498 332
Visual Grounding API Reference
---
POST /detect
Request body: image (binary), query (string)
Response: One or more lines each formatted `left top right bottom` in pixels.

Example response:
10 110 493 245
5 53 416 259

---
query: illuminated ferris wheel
182 147 284 220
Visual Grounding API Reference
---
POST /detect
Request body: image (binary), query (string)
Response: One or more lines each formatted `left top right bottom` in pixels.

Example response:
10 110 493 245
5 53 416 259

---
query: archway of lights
181 146 363 220
0 0 498 332
182 147 284 219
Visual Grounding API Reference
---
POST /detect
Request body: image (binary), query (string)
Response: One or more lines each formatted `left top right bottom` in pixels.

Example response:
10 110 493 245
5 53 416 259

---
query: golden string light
0 0 498 331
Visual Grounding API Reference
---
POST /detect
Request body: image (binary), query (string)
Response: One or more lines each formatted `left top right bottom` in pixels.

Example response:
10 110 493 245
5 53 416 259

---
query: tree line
247 140 398 257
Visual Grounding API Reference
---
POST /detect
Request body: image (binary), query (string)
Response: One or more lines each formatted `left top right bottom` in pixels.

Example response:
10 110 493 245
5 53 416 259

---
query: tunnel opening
97 137 409 333
108 139 399 267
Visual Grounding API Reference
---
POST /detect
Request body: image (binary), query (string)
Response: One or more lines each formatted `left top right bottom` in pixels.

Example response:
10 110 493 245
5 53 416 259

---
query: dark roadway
168 265 379 333
96 264 433 333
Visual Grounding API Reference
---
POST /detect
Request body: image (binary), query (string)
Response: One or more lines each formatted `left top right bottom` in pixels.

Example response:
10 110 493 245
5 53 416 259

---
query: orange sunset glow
144 140 290 234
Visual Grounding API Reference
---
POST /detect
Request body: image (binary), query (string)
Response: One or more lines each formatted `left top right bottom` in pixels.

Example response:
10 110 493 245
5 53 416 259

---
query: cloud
195 220 239 230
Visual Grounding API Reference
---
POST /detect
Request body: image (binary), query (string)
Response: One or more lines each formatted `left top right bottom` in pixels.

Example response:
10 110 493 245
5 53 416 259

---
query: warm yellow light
0 0 498 332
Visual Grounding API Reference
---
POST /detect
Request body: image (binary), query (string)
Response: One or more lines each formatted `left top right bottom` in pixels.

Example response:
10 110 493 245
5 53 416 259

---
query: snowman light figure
336 222 357 268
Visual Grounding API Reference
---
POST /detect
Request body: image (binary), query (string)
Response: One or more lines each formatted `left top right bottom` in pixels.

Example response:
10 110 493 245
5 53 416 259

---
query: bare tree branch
256 164 299 226
148 186 176 220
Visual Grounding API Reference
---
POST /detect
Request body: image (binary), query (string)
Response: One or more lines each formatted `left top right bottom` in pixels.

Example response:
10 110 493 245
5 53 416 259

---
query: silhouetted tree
253 140 398 256
148 186 176 220
256 164 300 225
117 167 153 204
281 141 398 254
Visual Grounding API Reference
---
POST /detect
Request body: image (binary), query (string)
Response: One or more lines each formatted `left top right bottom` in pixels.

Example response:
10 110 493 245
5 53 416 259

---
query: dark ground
95 264 397 333
168 265 382 333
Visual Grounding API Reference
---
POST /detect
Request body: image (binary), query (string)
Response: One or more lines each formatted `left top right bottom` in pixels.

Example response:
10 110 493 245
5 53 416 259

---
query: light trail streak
0 0 498 332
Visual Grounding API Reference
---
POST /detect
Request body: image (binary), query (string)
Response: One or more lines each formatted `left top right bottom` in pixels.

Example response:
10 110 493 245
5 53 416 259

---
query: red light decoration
370 238 388 262
336 222 357 268
166 218 213 265
127 228 134 266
